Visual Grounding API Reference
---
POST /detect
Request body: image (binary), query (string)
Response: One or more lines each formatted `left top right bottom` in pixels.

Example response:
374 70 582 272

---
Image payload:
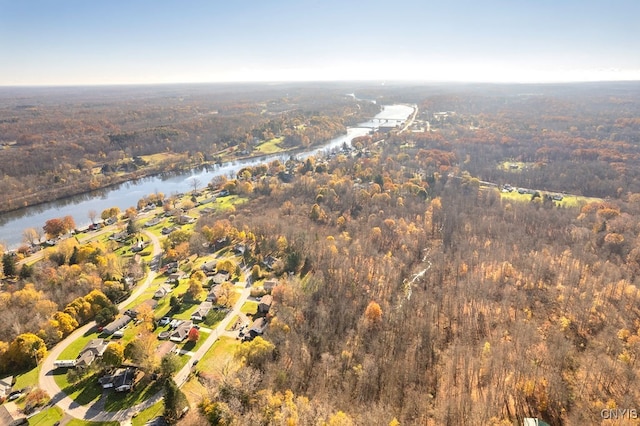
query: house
114 367 142 392
76 339 109 368
206 284 223 303
109 231 128 242
0 376 13 398
191 301 213 322
156 341 177 359
263 280 277 293
262 255 279 271
153 285 172 299
135 298 158 313
201 260 217 275
211 271 230 285
0 402 27 426
166 271 186 284
201 207 216 215
161 226 180 235
144 217 162 228
249 317 268 338
176 215 195 225
170 321 194 342
103 315 132 335
258 295 273 314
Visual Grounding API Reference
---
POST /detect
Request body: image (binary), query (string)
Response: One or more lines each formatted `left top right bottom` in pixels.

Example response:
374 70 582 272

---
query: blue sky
1 0 639 85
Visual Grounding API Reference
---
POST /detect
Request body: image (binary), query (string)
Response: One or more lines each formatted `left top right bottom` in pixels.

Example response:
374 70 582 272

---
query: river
0 104 414 249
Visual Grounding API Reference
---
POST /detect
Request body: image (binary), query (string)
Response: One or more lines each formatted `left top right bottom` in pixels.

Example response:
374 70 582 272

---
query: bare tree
88 209 97 224
190 177 202 194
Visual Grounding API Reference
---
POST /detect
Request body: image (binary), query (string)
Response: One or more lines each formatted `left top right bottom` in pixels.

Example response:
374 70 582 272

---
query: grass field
14 365 41 390
131 400 164 426
28 406 63 425
198 336 240 378
53 368 102 406
58 329 101 360
104 379 162 412
499 189 601 208
255 137 284 154
240 301 258 315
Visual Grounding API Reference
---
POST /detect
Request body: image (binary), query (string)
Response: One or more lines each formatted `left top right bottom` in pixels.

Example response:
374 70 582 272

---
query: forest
0 83 376 213
1 82 640 425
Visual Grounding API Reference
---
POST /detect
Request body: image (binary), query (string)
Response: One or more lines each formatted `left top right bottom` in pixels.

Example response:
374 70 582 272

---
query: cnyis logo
601 408 638 420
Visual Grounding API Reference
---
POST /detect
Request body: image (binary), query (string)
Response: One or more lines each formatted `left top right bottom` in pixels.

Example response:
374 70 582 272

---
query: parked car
159 317 171 326
8 391 23 401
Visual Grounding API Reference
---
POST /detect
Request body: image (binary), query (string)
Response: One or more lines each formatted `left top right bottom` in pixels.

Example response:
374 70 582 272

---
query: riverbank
0 131 351 217
0 104 414 249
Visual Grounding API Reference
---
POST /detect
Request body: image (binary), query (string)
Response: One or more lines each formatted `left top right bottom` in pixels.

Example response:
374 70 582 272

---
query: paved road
39 237 253 423
174 282 252 387
38 230 162 422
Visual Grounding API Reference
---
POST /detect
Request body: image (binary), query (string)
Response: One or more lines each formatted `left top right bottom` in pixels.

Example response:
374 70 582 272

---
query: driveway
38 230 162 422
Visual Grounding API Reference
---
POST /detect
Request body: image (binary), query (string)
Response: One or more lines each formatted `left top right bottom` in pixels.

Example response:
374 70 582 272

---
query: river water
0 104 413 249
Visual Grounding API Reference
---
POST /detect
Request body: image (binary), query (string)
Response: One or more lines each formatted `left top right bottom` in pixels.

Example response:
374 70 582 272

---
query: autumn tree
187 327 200 343
186 277 204 301
101 206 121 221
43 218 66 238
102 342 125 367
364 301 383 327
88 209 97 224
164 378 189 423
160 353 182 378
6 333 47 370
235 336 274 370
23 227 40 245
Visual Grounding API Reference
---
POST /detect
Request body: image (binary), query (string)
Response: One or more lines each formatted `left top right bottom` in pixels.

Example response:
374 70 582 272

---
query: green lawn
497 160 533 172
28 406 63 425
225 315 239 331
171 301 202 321
240 301 258 315
499 189 601 208
124 275 167 310
53 368 103 406
179 329 210 353
58 330 101 360
104 379 162 412
198 336 240 377
14 365 41 389
255 137 284 154
131 400 164 426
216 195 248 212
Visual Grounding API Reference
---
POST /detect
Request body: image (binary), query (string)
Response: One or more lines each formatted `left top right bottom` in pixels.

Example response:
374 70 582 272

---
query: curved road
38 230 162 422
39 233 253 423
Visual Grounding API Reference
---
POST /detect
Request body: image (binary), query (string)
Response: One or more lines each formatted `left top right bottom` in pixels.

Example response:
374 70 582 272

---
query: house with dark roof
249 317 268 338
166 271 186 284
191 301 213 322
76 339 109 368
103 315 132 335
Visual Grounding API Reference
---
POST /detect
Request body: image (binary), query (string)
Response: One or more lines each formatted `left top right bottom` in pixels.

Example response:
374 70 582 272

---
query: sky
1 0 639 86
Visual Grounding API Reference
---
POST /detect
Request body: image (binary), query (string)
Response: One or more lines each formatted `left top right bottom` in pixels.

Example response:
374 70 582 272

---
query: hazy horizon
2 0 639 86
